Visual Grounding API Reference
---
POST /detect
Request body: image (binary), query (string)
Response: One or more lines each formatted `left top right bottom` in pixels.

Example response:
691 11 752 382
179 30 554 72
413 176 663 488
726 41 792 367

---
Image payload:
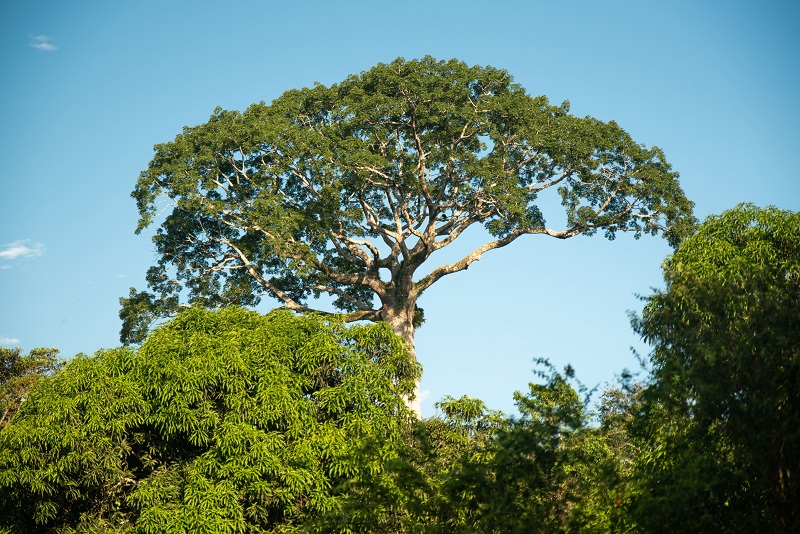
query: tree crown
122 56 695 343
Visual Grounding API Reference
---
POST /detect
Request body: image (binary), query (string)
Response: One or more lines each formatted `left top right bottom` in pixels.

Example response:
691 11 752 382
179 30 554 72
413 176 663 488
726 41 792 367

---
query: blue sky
1 0 798 415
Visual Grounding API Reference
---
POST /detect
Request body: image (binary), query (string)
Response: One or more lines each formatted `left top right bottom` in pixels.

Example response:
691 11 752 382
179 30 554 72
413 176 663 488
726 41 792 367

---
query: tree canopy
2 327 625 533
121 56 695 362
629 203 800 532
6 201 798 532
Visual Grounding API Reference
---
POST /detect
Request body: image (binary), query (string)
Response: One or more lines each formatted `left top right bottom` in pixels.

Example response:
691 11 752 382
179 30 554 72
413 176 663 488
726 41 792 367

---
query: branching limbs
122 57 694 346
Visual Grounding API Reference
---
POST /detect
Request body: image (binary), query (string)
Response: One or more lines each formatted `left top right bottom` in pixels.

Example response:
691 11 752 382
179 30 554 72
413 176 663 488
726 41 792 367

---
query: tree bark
381 301 421 418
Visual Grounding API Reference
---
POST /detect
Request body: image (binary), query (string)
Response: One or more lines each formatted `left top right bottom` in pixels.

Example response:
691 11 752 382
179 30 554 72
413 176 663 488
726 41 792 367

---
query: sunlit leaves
0 307 417 532
0 347 61 430
0 347 143 531
631 204 800 532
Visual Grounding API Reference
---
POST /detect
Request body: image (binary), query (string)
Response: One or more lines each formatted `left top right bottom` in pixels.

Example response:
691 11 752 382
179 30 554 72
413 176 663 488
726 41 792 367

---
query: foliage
16 200 799 532
0 307 417 533
312 360 627 533
121 55 695 345
629 203 800 532
624 384 762 532
309 394 506 533
453 361 623 533
589 380 645 533
0 346 61 430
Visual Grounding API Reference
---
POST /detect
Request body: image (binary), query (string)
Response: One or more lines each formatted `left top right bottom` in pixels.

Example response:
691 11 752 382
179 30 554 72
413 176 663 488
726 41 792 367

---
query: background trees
0 312 618 533
443 362 615 533
313 361 624 533
121 56 695 415
0 347 60 430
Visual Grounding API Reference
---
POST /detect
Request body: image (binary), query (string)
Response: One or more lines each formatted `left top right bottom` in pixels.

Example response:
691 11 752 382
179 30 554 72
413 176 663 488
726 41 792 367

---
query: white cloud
0 337 20 346
0 240 45 261
30 35 57 52
418 389 432 402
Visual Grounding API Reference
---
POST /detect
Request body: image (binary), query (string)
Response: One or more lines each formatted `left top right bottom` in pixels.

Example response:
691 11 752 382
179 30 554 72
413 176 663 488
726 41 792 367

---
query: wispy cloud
0 240 45 262
0 337 20 346
30 35 57 52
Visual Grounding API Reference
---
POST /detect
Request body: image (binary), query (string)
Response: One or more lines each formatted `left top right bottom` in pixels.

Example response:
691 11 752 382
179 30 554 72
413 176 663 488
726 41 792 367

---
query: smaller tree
308 394 507 533
623 374 758 532
318 360 625 533
0 346 61 430
458 361 609 533
632 204 800 532
0 308 417 533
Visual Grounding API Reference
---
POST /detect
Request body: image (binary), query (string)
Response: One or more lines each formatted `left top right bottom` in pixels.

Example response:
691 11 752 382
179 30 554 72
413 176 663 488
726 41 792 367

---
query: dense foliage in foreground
0 308 417 532
1 204 797 532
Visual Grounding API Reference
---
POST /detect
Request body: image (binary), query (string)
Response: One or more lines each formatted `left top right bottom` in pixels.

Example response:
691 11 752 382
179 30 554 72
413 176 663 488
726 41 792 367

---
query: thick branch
414 225 586 295
310 256 385 293
329 234 371 268
431 213 480 251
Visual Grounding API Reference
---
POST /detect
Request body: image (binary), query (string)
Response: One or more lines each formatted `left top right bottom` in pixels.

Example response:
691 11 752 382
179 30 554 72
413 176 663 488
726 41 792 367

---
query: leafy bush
0 307 417 533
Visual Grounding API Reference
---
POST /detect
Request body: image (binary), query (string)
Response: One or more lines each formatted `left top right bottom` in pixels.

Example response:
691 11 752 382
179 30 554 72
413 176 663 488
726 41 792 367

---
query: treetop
123 56 695 343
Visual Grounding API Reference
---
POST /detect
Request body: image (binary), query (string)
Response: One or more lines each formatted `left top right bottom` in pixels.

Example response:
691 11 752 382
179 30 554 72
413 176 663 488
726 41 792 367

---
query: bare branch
528 168 571 193
431 213 480 250
385 188 405 242
332 231 382 266
328 235 368 267
415 225 588 295
313 259 384 293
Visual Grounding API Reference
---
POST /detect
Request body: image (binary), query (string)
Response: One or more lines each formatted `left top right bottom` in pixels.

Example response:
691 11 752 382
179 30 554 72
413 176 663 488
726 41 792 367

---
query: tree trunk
383 305 421 418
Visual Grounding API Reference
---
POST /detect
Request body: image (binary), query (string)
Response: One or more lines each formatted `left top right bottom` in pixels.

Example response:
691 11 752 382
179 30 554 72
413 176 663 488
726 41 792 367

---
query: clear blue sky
1 0 798 415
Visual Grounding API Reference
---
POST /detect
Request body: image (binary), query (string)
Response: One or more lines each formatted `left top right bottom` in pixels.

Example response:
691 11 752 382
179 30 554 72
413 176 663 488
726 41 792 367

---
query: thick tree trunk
383 305 421 418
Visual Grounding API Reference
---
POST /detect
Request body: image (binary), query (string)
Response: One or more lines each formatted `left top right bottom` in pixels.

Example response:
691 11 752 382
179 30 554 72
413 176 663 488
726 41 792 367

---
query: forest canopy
3 204 797 531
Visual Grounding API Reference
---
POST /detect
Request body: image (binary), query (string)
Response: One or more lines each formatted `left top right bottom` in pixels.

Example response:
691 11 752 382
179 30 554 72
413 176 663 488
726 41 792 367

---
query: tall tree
632 204 800 532
121 56 695 414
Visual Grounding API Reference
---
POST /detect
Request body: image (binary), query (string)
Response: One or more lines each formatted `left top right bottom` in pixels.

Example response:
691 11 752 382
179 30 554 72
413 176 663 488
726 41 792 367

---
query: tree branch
414 225 587 295
219 238 310 312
